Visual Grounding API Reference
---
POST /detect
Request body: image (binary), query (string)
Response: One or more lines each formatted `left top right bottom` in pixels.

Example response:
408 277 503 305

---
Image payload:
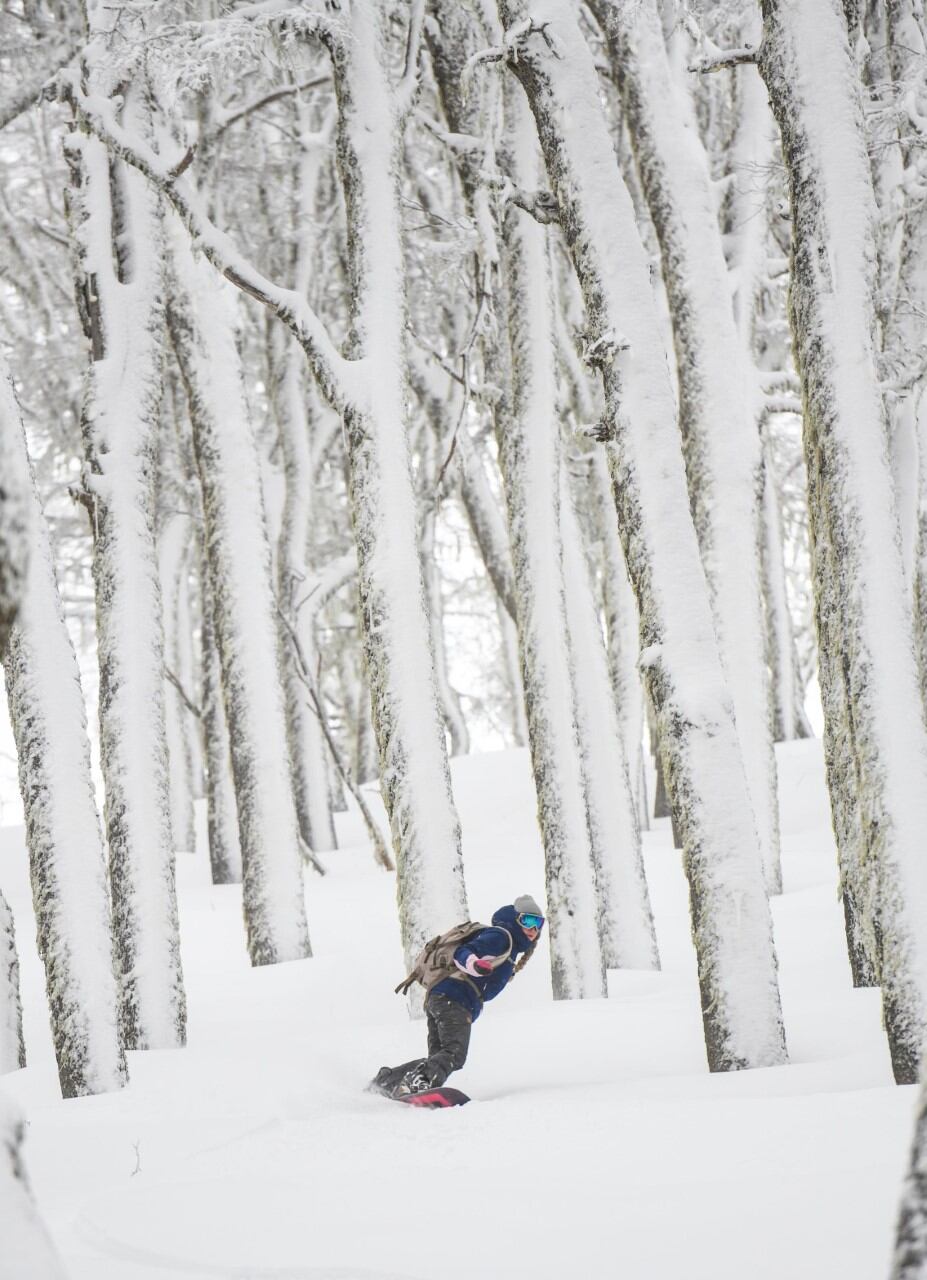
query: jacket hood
491 904 539 954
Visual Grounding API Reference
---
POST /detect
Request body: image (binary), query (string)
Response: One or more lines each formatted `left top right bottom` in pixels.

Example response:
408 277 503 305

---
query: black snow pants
376 990 473 1092
423 991 472 1085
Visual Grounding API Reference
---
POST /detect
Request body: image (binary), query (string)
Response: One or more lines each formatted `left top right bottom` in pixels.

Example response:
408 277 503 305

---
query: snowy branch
0 44 78 131
204 76 331 146
688 44 761 75
59 76 362 414
396 0 427 116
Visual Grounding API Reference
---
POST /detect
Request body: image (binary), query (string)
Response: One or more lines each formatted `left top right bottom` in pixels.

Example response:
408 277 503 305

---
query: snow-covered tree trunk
409 354 518 625
158 513 197 853
560 470 659 971
878 7 927 706
3 379 126 1097
0 1097 67 1280
589 450 649 829
200 555 242 886
495 86 604 998
0 371 28 1077
71 2 470 971
0 371 29 663
723 58 811 743
419 425 470 757
65 87 186 1050
167 235 310 965
595 0 782 896
276 338 338 854
759 0 927 1081
324 1 469 968
759 446 812 742
499 0 787 1069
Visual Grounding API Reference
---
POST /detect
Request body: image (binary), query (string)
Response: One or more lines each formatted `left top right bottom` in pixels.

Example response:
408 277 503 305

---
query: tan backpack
394 921 512 997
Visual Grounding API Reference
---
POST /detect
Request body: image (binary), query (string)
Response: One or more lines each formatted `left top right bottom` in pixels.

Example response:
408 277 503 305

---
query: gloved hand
457 953 494 978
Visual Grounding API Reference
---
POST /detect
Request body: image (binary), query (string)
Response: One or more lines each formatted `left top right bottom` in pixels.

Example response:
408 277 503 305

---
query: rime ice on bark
0 1097 67 1278
561 472 659 971
200 555 242 886
499 0 786 1069
4 385 126 1097
588 451 649 831
419 422 470 757
495 86 605 999
168 232 310 965
275 339 338 854
0 370 29 661
760 0 927 1081
66 81 186 1050
325 0 469 972
274 121 339 856
595 0 782 896
724 60 811 744
158 513 197 853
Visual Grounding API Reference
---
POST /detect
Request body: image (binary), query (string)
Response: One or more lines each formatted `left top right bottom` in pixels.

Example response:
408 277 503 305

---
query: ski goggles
518 913 545 931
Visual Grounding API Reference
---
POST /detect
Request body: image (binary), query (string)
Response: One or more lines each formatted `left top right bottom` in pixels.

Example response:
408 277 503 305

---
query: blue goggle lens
519 914 544 930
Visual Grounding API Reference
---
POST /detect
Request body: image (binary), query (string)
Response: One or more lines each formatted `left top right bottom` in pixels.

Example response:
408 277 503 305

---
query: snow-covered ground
0 741 914 1279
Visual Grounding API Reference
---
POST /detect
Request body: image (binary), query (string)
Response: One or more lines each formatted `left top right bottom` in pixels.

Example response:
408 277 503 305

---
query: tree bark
65 86 186 1050
275 338 338 854
3 385 126 1097
595 0 782 896
167 232 311 965
498 0 787 1070
561 469 659 971
495 86 605 998
759 0 927 1080
200 549 243 886
325 1 469 972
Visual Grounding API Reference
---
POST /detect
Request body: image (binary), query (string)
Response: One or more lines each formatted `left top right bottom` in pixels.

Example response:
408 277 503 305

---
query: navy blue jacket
430 906 536 1021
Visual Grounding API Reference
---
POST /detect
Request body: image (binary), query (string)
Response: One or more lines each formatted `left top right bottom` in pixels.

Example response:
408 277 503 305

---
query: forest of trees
3 0 927 1273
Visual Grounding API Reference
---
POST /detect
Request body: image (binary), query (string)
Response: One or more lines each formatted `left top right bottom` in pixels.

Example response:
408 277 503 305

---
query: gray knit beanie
513 894 543 918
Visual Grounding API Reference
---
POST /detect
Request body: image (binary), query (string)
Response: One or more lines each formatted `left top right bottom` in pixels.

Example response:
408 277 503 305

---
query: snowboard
367 1078 470 1109
394 1086 470 1109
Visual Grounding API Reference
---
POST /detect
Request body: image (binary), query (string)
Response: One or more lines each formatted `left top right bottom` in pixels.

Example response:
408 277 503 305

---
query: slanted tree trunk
0 375 28 662
419 424 470 757
589 450 649 830
759 0 927 1080
158 512 197 853
200 553 242 886
561 470 659 971
65 81 186 1050
759 446 812 741
167 231 310 965
497 0 787 1070
0 1097 67 1279
273 115 340 856
495 85 604 998
3 381 126 1097
73 2 471 972
275 337 338 854
594 0 782 896
0 372 27 1079
723 56 812 744
324 1 469 968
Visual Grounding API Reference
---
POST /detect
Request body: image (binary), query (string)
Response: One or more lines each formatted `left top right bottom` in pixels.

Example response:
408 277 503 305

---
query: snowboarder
372 895 545 1099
